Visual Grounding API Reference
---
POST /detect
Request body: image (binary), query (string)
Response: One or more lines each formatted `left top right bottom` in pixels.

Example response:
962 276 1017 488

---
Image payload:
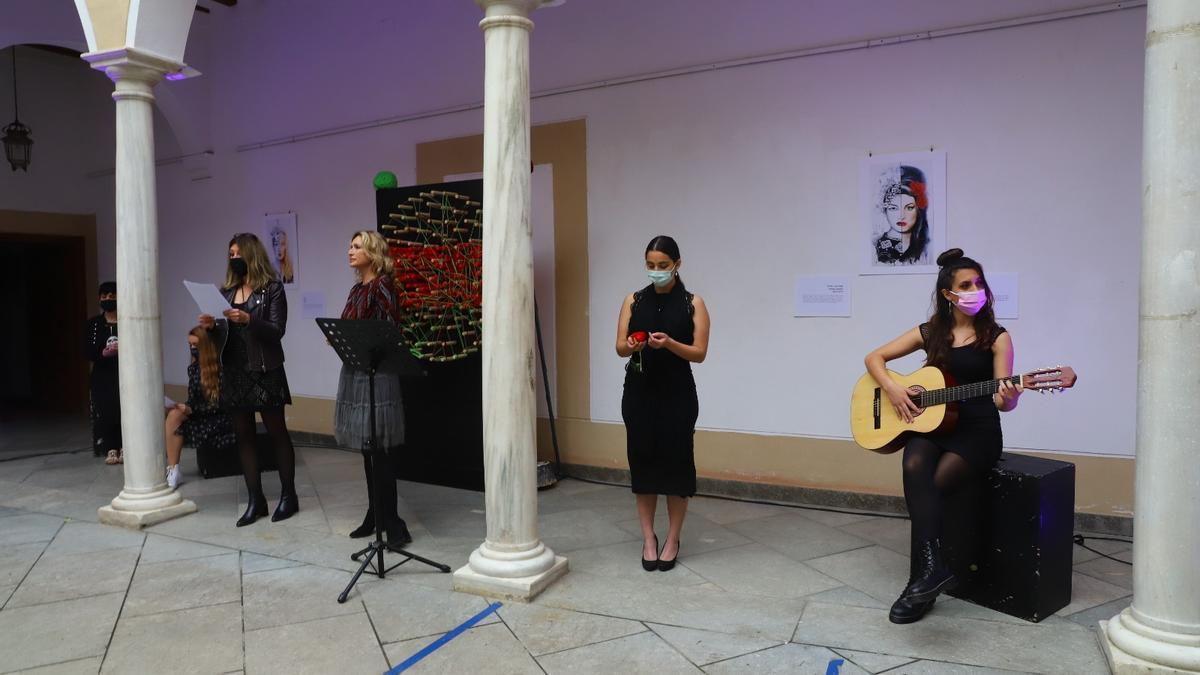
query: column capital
475 0 561 20
82 47 184 86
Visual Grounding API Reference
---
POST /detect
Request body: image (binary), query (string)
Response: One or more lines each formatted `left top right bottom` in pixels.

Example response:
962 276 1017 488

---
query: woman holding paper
199 233 298 527
332 230 411 545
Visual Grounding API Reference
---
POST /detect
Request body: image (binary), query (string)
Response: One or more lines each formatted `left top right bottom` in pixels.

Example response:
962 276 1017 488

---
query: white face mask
647 268 675 287
951 289 987 316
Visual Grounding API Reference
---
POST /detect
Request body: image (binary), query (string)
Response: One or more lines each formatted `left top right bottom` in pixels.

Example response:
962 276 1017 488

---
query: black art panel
376 179 484 491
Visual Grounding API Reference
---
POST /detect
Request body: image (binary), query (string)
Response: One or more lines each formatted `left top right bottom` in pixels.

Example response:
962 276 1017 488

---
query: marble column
85 49 196 528
453 0 568 601
1100 1 1200 672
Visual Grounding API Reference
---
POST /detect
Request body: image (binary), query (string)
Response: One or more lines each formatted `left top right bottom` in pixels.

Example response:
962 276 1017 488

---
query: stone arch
1 35 204 158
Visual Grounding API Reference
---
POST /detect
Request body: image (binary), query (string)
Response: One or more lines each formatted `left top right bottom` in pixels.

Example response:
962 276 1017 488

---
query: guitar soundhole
909 385 927 418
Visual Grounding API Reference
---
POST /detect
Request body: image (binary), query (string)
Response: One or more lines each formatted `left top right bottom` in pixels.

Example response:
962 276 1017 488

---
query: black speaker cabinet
196 429 277 480
942 451 1076 622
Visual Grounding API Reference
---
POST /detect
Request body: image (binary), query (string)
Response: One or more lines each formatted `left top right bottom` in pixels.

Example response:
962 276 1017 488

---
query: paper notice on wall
301 291 326 319
989 273 1018 319
793 276 852 317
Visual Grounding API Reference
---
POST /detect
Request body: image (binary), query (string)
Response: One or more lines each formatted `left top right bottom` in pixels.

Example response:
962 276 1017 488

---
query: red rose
630 331 648 343
907 180 929 210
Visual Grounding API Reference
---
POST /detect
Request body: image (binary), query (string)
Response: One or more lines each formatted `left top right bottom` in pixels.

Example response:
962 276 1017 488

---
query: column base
1101 610 1200 674
98 488 197 530
453 555 567 602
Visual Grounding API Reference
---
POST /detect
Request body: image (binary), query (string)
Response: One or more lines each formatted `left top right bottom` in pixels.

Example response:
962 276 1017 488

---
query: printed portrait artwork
860 151 946 275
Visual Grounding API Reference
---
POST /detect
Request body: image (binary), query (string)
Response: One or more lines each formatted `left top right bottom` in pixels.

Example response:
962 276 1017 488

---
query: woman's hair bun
936 248 965 267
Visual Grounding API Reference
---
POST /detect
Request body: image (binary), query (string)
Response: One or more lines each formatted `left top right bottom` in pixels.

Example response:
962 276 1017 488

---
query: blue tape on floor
826 658 844 675
386 601 503 674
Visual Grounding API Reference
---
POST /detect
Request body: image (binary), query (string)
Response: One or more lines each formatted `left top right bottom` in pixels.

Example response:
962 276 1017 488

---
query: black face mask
230 258 248 277
100 299 117 312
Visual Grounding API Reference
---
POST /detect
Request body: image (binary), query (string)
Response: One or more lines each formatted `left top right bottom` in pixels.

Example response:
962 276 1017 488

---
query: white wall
3 3 1144 459
162 7 1142 457
573 10 1142 457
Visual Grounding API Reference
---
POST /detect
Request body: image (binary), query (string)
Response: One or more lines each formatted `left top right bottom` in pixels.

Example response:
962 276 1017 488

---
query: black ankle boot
386 518 413 546
271 493 299 522
349 510 375 538
889 592 935 624
236 495 268 527
904 538 956 602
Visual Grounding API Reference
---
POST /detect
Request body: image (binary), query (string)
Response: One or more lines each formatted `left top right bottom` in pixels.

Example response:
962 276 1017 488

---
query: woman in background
334 230 412 546
84 281 121 465
164 326 235 489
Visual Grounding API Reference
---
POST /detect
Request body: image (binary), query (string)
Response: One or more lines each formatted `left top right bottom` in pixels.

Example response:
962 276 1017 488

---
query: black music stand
315 318 451 604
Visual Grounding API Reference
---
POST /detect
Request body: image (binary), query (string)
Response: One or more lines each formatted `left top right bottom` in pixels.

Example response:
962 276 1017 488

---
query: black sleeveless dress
221 301 292 410
622 283 699 497
919 323 1005 472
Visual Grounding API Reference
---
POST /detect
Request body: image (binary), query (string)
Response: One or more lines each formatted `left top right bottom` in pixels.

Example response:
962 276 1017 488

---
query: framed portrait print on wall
860 150 946 275
263 212 298 285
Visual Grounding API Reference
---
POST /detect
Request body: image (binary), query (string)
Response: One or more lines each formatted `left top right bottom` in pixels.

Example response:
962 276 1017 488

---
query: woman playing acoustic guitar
863 248 1022 624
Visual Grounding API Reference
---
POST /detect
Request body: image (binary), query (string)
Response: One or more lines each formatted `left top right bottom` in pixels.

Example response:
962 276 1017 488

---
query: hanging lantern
3 48 32 172
3 120 32 172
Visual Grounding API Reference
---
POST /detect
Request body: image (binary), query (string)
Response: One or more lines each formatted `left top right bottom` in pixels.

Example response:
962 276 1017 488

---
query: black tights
362 445 401 525
232 408 296 501
902 437 975 543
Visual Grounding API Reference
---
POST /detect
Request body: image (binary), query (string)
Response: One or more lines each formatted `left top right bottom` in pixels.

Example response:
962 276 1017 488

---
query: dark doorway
0 233 89 414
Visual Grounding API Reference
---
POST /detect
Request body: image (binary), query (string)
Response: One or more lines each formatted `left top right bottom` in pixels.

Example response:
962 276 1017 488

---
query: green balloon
372 171 398 190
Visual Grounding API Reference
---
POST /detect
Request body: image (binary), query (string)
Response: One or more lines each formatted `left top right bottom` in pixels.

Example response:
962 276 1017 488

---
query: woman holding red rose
615 235 710 572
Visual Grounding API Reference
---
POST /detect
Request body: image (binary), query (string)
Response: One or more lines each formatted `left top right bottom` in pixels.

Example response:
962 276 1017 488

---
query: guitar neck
915 375 1021 407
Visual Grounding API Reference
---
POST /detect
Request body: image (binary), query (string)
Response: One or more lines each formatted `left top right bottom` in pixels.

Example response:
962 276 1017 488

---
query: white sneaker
166 464 181 489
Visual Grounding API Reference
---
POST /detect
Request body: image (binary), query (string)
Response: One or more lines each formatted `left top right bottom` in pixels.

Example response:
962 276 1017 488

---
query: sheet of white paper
793 276 852 317
989 273 1018 319
183 280 231 317
301 291 326 319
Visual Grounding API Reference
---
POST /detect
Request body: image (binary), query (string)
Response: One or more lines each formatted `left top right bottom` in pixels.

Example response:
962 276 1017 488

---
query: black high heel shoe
236 496 268 527
658 538 680 572
386 518 413 546
641 535 659 572
271 493 299 522
348 510 375 539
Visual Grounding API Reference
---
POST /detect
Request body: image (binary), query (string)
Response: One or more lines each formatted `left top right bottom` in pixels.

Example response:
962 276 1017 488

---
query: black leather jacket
222 280 287 372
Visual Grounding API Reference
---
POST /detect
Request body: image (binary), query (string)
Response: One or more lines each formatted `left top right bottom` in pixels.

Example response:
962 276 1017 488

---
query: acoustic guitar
850 365 1077 453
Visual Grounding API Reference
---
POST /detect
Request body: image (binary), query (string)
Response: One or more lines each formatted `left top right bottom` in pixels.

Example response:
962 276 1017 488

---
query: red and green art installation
380 186 483 362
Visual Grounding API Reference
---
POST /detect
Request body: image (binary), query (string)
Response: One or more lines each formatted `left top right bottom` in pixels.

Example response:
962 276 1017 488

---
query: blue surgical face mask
647 268 675 287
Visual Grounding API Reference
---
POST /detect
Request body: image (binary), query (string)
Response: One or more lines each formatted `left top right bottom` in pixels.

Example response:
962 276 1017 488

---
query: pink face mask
951 289 987 316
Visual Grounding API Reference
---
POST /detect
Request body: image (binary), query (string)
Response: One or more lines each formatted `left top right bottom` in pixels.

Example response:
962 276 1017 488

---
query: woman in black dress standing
84 281 121 464
864 248 1022 623
334 230 411 545
616 236 710 571
199 233 299 527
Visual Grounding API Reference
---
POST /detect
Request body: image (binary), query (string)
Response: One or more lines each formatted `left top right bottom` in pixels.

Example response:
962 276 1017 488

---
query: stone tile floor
0 445 1128 674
